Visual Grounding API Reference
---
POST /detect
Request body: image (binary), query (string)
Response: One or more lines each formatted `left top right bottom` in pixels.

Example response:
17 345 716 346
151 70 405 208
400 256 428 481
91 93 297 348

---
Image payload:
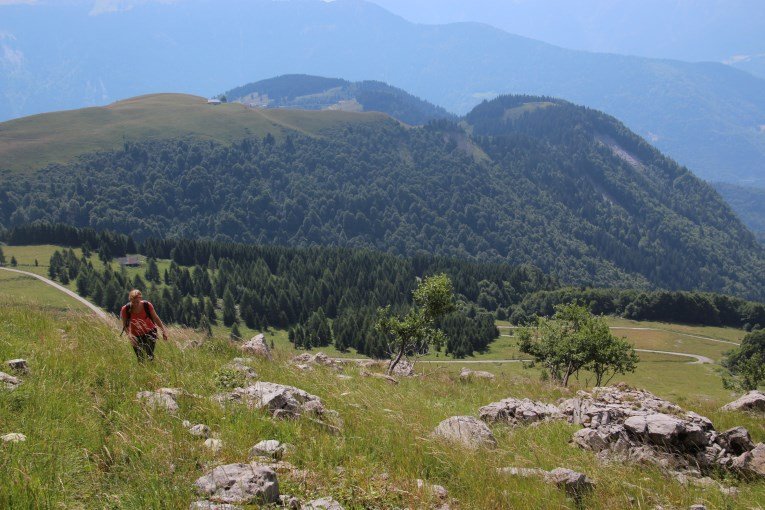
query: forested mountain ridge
1 94 764 299
225 74 455 126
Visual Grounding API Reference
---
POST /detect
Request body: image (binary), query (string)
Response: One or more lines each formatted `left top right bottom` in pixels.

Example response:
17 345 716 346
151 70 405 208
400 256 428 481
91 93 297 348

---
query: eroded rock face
215 382 329 420
432 416 497 449
722 391 765 413
479 398 563 426
136 388 181 413
460 368 495 380
0 371 21 390
717 427 754 456
193 463 279 505
241 334 272 360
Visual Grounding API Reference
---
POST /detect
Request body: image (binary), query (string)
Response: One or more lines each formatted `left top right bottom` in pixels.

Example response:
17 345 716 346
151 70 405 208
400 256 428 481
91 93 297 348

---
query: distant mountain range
1 0 764 188
1 92 764 299
224 75 454 126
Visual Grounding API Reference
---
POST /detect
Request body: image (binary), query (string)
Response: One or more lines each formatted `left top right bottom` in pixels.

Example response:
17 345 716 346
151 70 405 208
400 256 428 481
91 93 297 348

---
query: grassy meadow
1 299 764 509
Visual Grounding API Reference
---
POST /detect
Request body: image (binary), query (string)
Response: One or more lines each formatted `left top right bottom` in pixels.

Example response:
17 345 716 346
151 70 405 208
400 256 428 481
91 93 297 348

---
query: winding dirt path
0 266 109 320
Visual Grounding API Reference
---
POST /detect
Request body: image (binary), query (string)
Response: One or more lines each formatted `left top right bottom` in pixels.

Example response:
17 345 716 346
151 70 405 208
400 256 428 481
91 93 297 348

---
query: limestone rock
291 352 341 370
301 497 344 509
280 495 301 509
225 358 258 379
460 368 495 380
6 359 29 375
136 388 180 413
193 463 279 505
189 424 211 438
416 479 448 501
717 426 754 455
204 438 223 453
215 381 328 420
544 468 595 497
249 440 286 460
479 398 563 426
722 391 765 413
732 443 765 477
1 433 26 443
189 501 243 510
0 371 21 390
241 334 272 360
432 416 497 449
389 358 415 377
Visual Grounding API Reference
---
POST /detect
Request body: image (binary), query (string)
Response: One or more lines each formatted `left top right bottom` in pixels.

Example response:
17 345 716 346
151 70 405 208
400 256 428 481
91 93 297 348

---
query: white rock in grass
189 501 243 510
0 371 21 390
722 391 765 413
204 438 223 453
249 440 286 460
194 463 278 505
301 497 344 509
460 368 495 380
1 433 26 443
6 359 29 375
189 424 211 438
241 334 272 360
431 416 497 449
136 388 180 413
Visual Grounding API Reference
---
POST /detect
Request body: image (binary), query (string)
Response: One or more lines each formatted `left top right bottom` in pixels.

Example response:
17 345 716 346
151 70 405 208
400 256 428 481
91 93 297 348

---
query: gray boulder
249 439 286 460
732 443 765 478
291 352 342 370
189 501 243 510
225 358 258 379
459 368 495 380
544 468 595 497
189 424 211 438
432 416 497 449
6 359 29 375
389 358 415 377
722 391 765 413
136 388 180 413
301 497 344 509
193 463 279 505
717 426 755 455
215 381 329 420
241 334 272 360
479 397 563 426
1 371 21 390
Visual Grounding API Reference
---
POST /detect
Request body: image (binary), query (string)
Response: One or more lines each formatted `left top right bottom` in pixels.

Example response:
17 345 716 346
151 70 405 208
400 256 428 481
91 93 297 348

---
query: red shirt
121 301 157 336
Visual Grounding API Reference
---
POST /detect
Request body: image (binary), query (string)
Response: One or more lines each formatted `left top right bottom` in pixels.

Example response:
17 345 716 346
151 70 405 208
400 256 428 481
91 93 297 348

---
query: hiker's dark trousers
133 329 157 362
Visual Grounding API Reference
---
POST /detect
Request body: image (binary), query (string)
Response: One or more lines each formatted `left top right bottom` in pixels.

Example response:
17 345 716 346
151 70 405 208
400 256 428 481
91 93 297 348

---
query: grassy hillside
2 295 765 508
0 94 389 174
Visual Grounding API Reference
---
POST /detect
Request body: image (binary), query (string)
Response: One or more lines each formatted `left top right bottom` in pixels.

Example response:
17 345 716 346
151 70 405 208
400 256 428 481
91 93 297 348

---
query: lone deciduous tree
518 303 638 387
375 273 455 375
722 329 765 391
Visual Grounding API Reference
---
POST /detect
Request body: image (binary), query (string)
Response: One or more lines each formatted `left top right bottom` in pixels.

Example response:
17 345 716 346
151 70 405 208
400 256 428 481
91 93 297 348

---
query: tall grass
1 300 764 509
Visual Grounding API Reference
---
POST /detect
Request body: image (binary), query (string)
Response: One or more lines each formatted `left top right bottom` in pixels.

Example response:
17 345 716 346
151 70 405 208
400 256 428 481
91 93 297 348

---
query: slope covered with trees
225 74 455 126
2 95 764 299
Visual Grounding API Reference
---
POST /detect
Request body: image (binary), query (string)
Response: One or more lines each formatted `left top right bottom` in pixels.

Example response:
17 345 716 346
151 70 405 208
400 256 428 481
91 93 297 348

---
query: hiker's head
129 289 143 303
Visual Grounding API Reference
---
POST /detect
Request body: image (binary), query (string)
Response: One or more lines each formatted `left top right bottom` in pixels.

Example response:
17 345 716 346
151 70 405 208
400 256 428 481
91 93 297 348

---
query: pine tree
145 257 160 283
199 315 213 338
0 246 6 265
230 322 241 340
222 287 237 326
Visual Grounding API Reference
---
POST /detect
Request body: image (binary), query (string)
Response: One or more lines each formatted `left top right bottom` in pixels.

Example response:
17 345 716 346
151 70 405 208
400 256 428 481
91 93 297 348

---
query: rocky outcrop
189 501 242 510
241 334 272 360
389 359 415 377
136 388 181 413
479 398 563 426
722 391 765 413
432 416 497 449
0 371 21 390
460 368 494 380
731 443 765 478
559 385 758 477
215 381 334 422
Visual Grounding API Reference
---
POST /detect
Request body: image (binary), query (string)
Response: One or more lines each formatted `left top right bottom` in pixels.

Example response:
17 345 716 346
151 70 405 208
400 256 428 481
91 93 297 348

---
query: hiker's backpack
120 301 151 335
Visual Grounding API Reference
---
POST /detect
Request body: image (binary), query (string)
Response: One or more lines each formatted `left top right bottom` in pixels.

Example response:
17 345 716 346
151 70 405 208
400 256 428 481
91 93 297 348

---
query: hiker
120 289 168 361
